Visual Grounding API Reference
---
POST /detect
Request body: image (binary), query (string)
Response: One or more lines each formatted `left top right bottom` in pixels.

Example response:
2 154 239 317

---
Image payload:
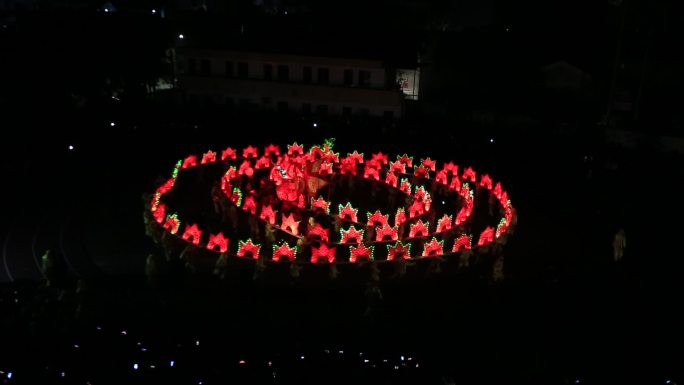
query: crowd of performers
142 143 518 291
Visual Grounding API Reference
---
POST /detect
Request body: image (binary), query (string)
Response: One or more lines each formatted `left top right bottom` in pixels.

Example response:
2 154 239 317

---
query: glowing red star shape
309 146 324 160
463 166 477 182
242 195 257 215
340 226 364 244
399 179 412 195
260 204 276 225
372 152 389 165
255 156 271 169
182 155 197 169
452 234 472 252
237 239 261 260
272 242 297 262
221 147 237 161
264 144 280 157
454 207 468 226
182 223 202 245
479 174 493 189
201 150 217 164
287 142 304 156
349 243 374 263
280 213 300 236
366 210 389 228
389 161 406 174
338 203 358 222
207 232 229 253
224 166 238 181
409 220 429 238
308 224 329 243
311 197 330 214
396 154 413 167
375 225 398 242
242 145 258 159
385 172 398 187
422 237 444 257
387 241 411 261
436 214 453 233
421 158 436 171
156 178 175 195
311 243 336 263
413 186 428 202
478 227 495 246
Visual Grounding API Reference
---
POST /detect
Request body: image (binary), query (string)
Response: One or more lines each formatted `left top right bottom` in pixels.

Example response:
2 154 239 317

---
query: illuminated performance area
145 139 516 282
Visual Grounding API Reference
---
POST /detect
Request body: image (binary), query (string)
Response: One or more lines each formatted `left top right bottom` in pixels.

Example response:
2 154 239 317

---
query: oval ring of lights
148 139 516 265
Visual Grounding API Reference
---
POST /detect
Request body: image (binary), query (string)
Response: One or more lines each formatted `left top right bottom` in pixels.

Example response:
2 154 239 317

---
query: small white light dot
7 372 12 379
401 356 405 361
110 122 115 127
178 34 184 39
490 138 494 143
313 123 317 127
133 363 139 370
60 372 65 377
68 145 74 150
364 359 369 363
394 365 399 370
170 361 175 367
300 356 305 360
195 340 200 346
104 8 109 13
239 360 246 365
151 9 156 13
121 330 127 335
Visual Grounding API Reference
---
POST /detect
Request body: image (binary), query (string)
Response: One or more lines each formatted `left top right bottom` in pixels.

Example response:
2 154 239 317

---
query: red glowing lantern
394 208 407 226
201 150 217 164
477 227 495 246
372 152 389 165
363 165 380 181
385 172 399 187
366 210 389 228
182 155 197 169
280 213 300 236
310 197 331 214
340 226 364 244
421 158 436 171
207 232 229 253
307 224 329 243
422 237 444 257
349 243 374 263
237 239 261 260
264 144 280 157
452 234 472 252
272 242 297 262
260 204 276 225
338 202 358 222
409 220 429 238
436 214 453 233
414 165 429 178
311 243 336 263
255 156 271 170
479 174 493 190
242 195 257 215
390 161 406 175
182 223 202 245
387 241 411 261
435 170 448 185
287 142 304 156
375 225 399 242
242 145 258 159
238 160 254 176
396 154 413 167
463 167 476 183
